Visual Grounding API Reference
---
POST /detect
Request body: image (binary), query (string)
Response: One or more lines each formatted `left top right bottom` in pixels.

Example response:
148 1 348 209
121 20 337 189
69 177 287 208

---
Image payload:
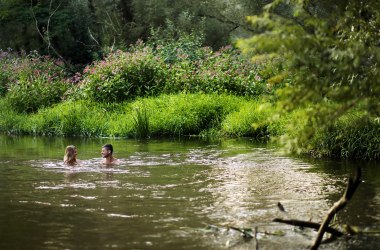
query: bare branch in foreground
272 218 344 237
311 167 362 250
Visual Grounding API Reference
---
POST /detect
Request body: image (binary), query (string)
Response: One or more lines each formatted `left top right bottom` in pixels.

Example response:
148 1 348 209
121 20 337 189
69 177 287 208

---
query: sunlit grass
1 94 379 159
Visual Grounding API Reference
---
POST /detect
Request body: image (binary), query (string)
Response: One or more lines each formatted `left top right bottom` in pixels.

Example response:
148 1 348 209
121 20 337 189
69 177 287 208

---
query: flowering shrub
0 49 14 96
80 41 267 103
166 46 267 96
80 44 168 103
2 51 69 113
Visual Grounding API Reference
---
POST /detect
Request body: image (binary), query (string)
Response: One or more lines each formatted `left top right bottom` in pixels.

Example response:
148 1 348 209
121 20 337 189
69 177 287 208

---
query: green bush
278 107 380 160
79 40 267 103
196 46 267 96
2 51 69 113
149 24 205 64
159 45 268 96
80 44 167 103
0 50 13 96
6 78 68 113
0 98 27 134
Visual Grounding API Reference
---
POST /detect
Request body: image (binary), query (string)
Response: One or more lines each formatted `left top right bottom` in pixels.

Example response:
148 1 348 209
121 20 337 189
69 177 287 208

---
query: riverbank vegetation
0 0 379 160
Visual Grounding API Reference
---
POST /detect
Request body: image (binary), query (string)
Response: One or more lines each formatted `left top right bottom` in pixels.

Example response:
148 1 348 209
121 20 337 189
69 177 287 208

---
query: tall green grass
221 100 288 138
133 106 150 139
277 108 380 160
307 113 380 159
1 94 378 159
0 94 254 138
129 94 244 137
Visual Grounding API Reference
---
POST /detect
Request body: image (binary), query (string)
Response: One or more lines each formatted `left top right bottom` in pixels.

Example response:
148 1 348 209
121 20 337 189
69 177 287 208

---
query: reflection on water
0 135 379 250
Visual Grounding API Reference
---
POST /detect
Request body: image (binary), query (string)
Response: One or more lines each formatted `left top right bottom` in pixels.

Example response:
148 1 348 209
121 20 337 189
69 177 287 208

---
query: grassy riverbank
1 42 378 160
1 94 378 159
0 94 285 138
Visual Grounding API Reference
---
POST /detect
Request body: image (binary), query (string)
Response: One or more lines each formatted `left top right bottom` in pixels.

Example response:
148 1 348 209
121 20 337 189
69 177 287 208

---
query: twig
273 218 343 237
311 167 362 250
254 226 259 250
229 226 254 239
30 0 75 73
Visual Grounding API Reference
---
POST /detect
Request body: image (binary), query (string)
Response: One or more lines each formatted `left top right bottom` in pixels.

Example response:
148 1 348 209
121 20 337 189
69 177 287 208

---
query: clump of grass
22 100 112 136
0 98 28 134
278 107 380 160
221 98 287 139
133 106 150 139
134 93 243 137
308 113 380 160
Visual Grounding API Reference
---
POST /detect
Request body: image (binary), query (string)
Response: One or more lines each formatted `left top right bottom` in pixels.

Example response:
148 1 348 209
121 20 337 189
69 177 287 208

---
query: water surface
0 135 379 249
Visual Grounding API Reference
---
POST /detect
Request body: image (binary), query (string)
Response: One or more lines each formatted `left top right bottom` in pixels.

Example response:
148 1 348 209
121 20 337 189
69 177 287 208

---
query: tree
0 0 41 52
0 0 97 65
238 0 380 147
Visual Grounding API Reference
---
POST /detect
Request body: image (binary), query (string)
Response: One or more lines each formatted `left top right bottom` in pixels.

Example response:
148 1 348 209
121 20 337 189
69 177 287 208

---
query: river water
0 135 379 249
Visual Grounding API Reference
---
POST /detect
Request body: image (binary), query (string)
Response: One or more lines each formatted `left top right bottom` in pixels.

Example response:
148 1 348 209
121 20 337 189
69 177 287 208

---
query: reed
133 106 150 139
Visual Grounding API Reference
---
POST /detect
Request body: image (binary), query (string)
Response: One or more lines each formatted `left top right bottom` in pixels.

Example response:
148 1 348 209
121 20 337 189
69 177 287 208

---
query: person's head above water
101 143 119 165
101 144 113 158
64 145 78 166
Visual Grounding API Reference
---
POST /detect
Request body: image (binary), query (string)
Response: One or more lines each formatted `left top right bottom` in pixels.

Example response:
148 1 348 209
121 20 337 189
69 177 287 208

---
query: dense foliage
0 0 379 160
238 0 380 154
0 0 271 64
0 0 97 64
0 50 69 112
310 114 380 159
77 41 267 103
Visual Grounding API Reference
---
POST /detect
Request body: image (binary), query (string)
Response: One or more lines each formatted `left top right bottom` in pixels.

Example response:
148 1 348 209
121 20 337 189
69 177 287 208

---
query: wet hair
64 145 77 165
102 144 113 154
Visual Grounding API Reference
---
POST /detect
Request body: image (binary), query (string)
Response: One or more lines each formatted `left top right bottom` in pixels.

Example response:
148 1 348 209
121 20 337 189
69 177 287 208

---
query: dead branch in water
273 167 362 250
272 218 344 237
311 167 362 249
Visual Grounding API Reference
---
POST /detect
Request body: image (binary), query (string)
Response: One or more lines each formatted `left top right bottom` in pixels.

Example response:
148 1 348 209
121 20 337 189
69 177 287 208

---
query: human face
101 147 111 158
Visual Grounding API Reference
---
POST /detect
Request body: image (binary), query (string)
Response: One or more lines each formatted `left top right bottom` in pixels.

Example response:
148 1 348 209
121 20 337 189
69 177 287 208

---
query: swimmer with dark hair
101 144 119 165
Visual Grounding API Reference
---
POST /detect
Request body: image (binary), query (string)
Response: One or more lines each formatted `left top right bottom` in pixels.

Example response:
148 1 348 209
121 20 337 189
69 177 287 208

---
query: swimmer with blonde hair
64 145 78 166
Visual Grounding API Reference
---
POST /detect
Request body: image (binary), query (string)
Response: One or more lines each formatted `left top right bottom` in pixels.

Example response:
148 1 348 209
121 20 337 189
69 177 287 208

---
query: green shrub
80 40 267 103
0 50 13 96
149 23 205 64
279 107 380 160
163 46 268 96
194 46 267 96
2 51 69 113
0 98 28 134
80 44 167 103
6 78 68 113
